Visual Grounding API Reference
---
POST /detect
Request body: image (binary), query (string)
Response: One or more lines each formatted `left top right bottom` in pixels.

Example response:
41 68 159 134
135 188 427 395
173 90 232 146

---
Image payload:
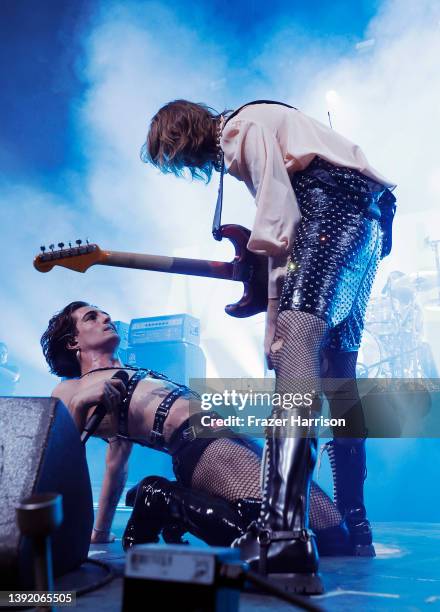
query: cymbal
393 271 438 293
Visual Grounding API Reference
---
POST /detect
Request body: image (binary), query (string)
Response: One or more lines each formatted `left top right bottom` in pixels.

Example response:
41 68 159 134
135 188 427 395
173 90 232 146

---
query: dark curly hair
41 301 90 378
141 99 224 182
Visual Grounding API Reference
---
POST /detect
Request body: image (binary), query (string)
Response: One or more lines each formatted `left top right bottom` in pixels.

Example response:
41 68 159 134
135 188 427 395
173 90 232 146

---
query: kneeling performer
42 301 351 554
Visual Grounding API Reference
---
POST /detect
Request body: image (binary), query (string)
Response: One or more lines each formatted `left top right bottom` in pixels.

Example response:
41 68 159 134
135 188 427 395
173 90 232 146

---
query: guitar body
219 224 268 317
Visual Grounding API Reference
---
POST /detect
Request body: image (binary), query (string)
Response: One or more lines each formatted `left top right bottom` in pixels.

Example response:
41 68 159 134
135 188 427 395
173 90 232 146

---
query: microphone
80 370 129 445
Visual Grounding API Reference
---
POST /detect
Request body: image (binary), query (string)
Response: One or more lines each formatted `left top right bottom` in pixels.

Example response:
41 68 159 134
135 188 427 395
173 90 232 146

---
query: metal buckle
149 430 164 446
257 528 272 546
182 425 197 441
156 405 171 418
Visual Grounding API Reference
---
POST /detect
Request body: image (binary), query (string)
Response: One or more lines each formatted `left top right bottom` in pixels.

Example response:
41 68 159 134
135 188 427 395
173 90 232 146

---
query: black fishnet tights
191 439 261 502
191 438 342 530
309 480 343 529
321 348 367 441
270 310 329 402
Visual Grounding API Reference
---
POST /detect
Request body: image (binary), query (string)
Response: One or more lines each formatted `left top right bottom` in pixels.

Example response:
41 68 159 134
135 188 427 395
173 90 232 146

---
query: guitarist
143 99 397 592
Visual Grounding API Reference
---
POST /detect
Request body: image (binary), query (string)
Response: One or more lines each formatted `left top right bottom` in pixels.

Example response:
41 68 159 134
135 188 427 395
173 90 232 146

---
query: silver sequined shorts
279 158 384 352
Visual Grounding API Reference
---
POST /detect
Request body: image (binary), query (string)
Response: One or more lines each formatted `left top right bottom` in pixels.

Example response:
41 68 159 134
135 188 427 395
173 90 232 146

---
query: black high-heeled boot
323 438 375 556
122 475 261 551
232 409 324 595
126 478 352 556
313 523 352 556
123 477 172 549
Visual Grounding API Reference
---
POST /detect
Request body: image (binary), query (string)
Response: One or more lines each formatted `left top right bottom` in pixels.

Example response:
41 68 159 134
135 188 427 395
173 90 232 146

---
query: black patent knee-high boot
232 409 324 595
122 475 260 551
323 439 375 556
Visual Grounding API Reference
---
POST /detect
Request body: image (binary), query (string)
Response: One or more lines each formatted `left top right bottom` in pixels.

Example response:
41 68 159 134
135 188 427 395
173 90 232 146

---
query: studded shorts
279 158 384 352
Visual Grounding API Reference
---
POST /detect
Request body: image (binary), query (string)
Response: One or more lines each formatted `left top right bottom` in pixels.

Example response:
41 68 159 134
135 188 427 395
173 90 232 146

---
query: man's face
71 306 120 353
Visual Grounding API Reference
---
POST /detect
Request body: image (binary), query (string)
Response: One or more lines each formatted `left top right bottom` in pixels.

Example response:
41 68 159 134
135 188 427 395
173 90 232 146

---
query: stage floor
57 515 440 611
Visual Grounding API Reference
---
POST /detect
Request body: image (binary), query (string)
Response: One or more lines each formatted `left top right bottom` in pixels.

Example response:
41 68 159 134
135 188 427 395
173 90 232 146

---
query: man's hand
71 378 126 414
265 298 280 370
65 377 126 432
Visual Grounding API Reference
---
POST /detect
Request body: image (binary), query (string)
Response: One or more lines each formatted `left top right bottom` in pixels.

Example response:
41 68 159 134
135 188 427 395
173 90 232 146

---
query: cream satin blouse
220 103 396 299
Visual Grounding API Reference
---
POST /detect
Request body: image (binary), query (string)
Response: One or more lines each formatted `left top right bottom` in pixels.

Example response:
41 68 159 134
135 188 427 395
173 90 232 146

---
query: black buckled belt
300 166 383 221
149 386 189 449
167 411 230 455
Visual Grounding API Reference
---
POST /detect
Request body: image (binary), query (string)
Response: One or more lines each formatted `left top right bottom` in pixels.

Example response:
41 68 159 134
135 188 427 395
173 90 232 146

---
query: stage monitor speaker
0 397 94 589
127 341 206 386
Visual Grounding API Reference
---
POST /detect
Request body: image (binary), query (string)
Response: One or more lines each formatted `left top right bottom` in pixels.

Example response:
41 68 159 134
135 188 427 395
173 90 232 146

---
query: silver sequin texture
279 157 384 352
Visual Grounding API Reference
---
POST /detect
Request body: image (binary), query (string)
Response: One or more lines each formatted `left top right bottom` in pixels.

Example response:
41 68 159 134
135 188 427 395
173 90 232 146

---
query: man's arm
51 380 84 427
52 378 125 432
91 437 133 543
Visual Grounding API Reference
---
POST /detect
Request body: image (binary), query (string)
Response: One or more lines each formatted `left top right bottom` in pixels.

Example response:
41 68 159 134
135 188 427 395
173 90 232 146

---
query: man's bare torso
53 368 195 444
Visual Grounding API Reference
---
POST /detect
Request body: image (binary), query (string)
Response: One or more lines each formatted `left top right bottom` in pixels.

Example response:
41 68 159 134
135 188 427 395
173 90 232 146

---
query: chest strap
116 367 199 450
118 369 148 437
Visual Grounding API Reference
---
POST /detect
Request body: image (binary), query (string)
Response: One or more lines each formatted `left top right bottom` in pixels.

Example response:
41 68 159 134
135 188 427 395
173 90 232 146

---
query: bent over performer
143 100 396 593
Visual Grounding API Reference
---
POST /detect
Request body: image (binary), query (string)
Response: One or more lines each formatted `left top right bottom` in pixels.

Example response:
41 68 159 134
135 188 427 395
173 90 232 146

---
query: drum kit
358 264 440 379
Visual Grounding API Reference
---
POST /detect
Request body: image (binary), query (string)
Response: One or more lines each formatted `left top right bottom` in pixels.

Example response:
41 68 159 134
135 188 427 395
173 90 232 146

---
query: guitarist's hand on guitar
265 298 280 370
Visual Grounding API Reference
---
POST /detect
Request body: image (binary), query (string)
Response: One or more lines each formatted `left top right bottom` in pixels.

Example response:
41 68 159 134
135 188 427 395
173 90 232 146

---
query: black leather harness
116 367 199 451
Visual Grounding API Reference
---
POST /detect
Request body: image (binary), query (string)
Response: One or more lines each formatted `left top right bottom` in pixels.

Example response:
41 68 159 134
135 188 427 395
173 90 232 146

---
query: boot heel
315 522 352 556
353 543 376 557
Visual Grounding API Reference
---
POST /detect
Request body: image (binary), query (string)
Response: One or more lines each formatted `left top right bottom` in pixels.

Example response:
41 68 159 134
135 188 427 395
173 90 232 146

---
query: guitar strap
212 100 296 241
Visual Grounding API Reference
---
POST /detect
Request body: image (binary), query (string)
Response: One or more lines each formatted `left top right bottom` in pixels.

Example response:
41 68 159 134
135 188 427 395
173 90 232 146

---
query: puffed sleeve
221 120 302 298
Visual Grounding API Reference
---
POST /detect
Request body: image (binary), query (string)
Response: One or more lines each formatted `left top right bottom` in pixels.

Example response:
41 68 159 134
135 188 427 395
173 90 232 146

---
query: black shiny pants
279 158 384 351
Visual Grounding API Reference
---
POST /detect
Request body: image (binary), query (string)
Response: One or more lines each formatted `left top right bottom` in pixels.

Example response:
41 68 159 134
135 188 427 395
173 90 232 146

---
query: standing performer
143 100 396 593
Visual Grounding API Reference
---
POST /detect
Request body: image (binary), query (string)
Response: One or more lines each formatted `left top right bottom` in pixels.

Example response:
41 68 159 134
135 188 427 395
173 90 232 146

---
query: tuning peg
76 239 82 246
49 244 55 252
40 246 46 253
58 242 64 249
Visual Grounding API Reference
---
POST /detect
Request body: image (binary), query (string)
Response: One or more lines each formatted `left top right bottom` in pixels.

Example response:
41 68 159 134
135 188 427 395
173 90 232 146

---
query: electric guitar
33 225 268 318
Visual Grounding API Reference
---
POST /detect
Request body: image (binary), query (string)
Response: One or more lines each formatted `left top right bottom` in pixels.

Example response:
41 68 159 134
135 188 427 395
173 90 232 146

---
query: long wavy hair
141 99 225 182
41 301 90 378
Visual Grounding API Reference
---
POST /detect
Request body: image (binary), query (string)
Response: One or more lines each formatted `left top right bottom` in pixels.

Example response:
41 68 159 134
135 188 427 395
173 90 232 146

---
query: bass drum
356 329 384 378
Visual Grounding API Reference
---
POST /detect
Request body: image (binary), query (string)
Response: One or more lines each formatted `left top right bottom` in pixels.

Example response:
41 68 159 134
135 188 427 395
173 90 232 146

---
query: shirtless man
42 301 350 553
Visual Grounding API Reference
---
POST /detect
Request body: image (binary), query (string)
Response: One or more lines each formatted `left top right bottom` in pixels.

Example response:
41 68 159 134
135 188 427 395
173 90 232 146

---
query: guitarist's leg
234 164 384 589
320 346 375 555
232 308 328 593
319 248 381 556
321 347 367 438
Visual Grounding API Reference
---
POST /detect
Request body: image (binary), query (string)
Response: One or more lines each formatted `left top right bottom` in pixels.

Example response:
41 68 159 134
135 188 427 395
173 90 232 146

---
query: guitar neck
99 250 238 281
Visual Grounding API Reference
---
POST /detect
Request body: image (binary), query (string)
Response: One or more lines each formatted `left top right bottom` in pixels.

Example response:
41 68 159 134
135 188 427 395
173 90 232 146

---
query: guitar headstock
34 240 104 273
